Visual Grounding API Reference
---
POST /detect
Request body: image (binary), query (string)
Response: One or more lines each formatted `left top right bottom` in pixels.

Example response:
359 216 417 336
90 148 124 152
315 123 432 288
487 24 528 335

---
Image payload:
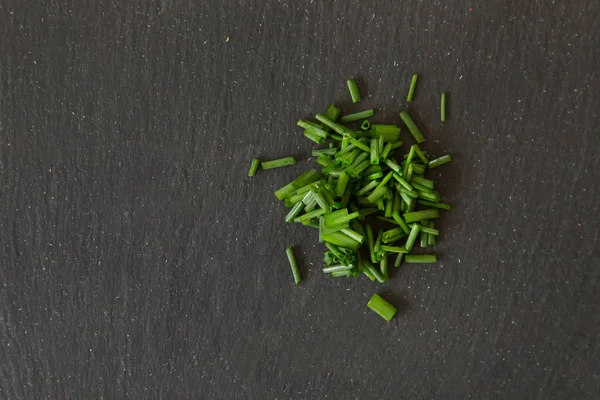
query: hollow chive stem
429 155 452 169
370 138 379 164
285 201 305 223
428 221 436 246
391 212 410 234
347 79 361 103
322 264 353 273
285 246 302 284
403 209 440 223
361 120 371 130
335 172 350 198
366 186 387 203
407 74 418 102
404 254 437 263
441 92 447 122
380 255 388 280
248 158 260 176
315 113 354 136
367 294 397 321
399 111 425 143
346 136 370 152
394 253 404 267
404 223 421 251
341 109 374 123
261 157 296 170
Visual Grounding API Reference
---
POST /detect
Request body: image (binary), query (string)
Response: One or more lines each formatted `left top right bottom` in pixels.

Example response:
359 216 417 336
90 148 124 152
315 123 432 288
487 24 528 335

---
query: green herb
407 74 418 102
248 158 260 176
261 157 296 170
429 155 452 169
399 111 425 143
286 246 302 284
404 254 437 263
347 79 361 103
441 92 447 122
341 109 374 123
367 294 397 321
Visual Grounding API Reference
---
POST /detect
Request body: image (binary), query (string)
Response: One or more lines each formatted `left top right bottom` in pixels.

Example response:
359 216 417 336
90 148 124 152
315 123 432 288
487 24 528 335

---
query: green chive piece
428 221 436 246
286 246 302 284
325 104 341 126
441 92 447 122
274 170 321 200
335 172 350 198
419 224 440 235
370 138 379 164
407 74 418 102
393 173 413 191
261 157 296 170
429 155 452 169
420 219 429 248
371 125 401 141
394 253 404 268
366 186 387 203
411 144 428 164
404 254 437 263
315 113 354 136
248 158 260 176
417 200 451 210
347 79 361 103
380 255 388 280
323 264 353 274
380 245 408 254
361 120 371 130
341 109 374 123
346 136 371 152
411 176 434 189
367 294 397 321
381 142 393 160
365 171 384 181
399 111 425 143
363 258 386 283
404 223 421 251
373 229 383 262
391 212 410 234
285 201 305 223
298 120 329 139
403 209 440 223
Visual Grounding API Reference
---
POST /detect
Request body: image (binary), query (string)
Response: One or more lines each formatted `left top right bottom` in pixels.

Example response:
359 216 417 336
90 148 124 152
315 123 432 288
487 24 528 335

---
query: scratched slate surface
1 0 599 399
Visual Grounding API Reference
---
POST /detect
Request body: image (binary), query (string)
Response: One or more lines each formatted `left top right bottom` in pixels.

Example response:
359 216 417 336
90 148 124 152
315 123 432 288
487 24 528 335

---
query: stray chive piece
248 158 260 177
428 155 452 169
347 79 361 103
407 74 418 102
261 157 296 170
341 109 374 124
404 254 437 263
367 294 397 321
399 111 425 144
441 92 447 122
286 246 302 284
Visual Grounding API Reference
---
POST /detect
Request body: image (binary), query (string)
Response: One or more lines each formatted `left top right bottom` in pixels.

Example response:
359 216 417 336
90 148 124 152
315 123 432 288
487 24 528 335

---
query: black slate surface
1 1 599 399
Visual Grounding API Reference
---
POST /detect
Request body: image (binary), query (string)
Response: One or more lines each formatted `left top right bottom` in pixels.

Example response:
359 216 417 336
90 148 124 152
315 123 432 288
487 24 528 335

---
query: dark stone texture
1 1 599 399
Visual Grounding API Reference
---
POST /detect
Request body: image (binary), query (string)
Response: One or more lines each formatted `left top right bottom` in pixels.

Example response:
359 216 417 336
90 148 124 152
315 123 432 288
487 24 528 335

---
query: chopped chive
356 180 380 197
399 111 425 143
380 245 408 253
403 209 440 223
373 229 383 262
304 130 326 144
297 120 329 139
404 254 437 263
274 170 321 200
404 223 421 251
248 158 260 176
420 219 429 248
394 253 404 267
366 225 375 264
315 113 354 136
370 138 379 164
416 190 440 203
380 255 388 280
383 158 401 173
384 197 393 217
347 79 361 103
340 228 364 244
361 120 371 130
312 148 337 157
410 163 426 175
419 225 440 235
363 259 386 283
364 171 384 181
346 136 370 152
286 246 302 284
429 155 452 169
391 212 410 234
411 176 434 189
392 191 401 214
366 186 387 203
331 270 353 277
378 135 385 155
341 109 374 123
325 104 341 126
323 264 353 273
285 201 305 223
367 294 397 321
407 74 418 102
393 173 413 191
428 221 436 246
371 125 401 141
441 92 447 122
381 142 393 160
335 172 350 198
411 144 428 164
261 157 296 170
375 171 394 191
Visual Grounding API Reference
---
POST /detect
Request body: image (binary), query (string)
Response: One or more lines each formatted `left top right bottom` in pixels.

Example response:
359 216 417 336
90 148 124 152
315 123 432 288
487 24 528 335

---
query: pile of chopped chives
250 76 452 321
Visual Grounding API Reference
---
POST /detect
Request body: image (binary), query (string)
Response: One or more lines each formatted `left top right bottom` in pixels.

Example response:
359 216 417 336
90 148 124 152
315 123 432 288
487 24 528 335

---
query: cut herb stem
261 157 297 170
347 79 361 103
248 158 260 176
286 246 302 284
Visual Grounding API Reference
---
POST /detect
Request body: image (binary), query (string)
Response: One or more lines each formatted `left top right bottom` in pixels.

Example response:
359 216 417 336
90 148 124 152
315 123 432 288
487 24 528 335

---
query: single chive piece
285 246 302 284
391 212 410 234
248 158 260 176
363 258 386 283
403 209 440 223
323 264 353 273
316 155 332 167
380 245 408 254
373 229 383 262
410 162 426 175
377 135 385 155
370 138 379 164
394 253 404 267
274 170 321 200
393 173 413 191
298 208 327 224
407 73 418 102
399 111 425 143
429 155 452 169
380 255 388 280
420 219 429 248
312 148 337 157
362 266 376 281
261 157 296 170
404 223 421 251
340 228 364 244
411 175 434 189
341 109 374 123
366 186 387 203
404 254 437 263
371 125 401 141
346 136 371 152
367 294 397 321
335 143 357 158
419 224 440 235
357 180 380 196
325 104 341 127
330 133 344 141
347 79 361 103
297 120 329 139
365 171 384 181
315 113 354 136
392 191 401 214
416 190 440 203
375 171 394 191
428 221 436 246
411 144 428 164
335 172 350 198
383 158 401 173
441 92 447 122
361 120 371 130
417 200 451 211
376 216 398 225
331 270 353 278
322 231 361 250
384 197 393 217
285 201 305 223
366 225 375 264
381 142 393 160
304 130 326 144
